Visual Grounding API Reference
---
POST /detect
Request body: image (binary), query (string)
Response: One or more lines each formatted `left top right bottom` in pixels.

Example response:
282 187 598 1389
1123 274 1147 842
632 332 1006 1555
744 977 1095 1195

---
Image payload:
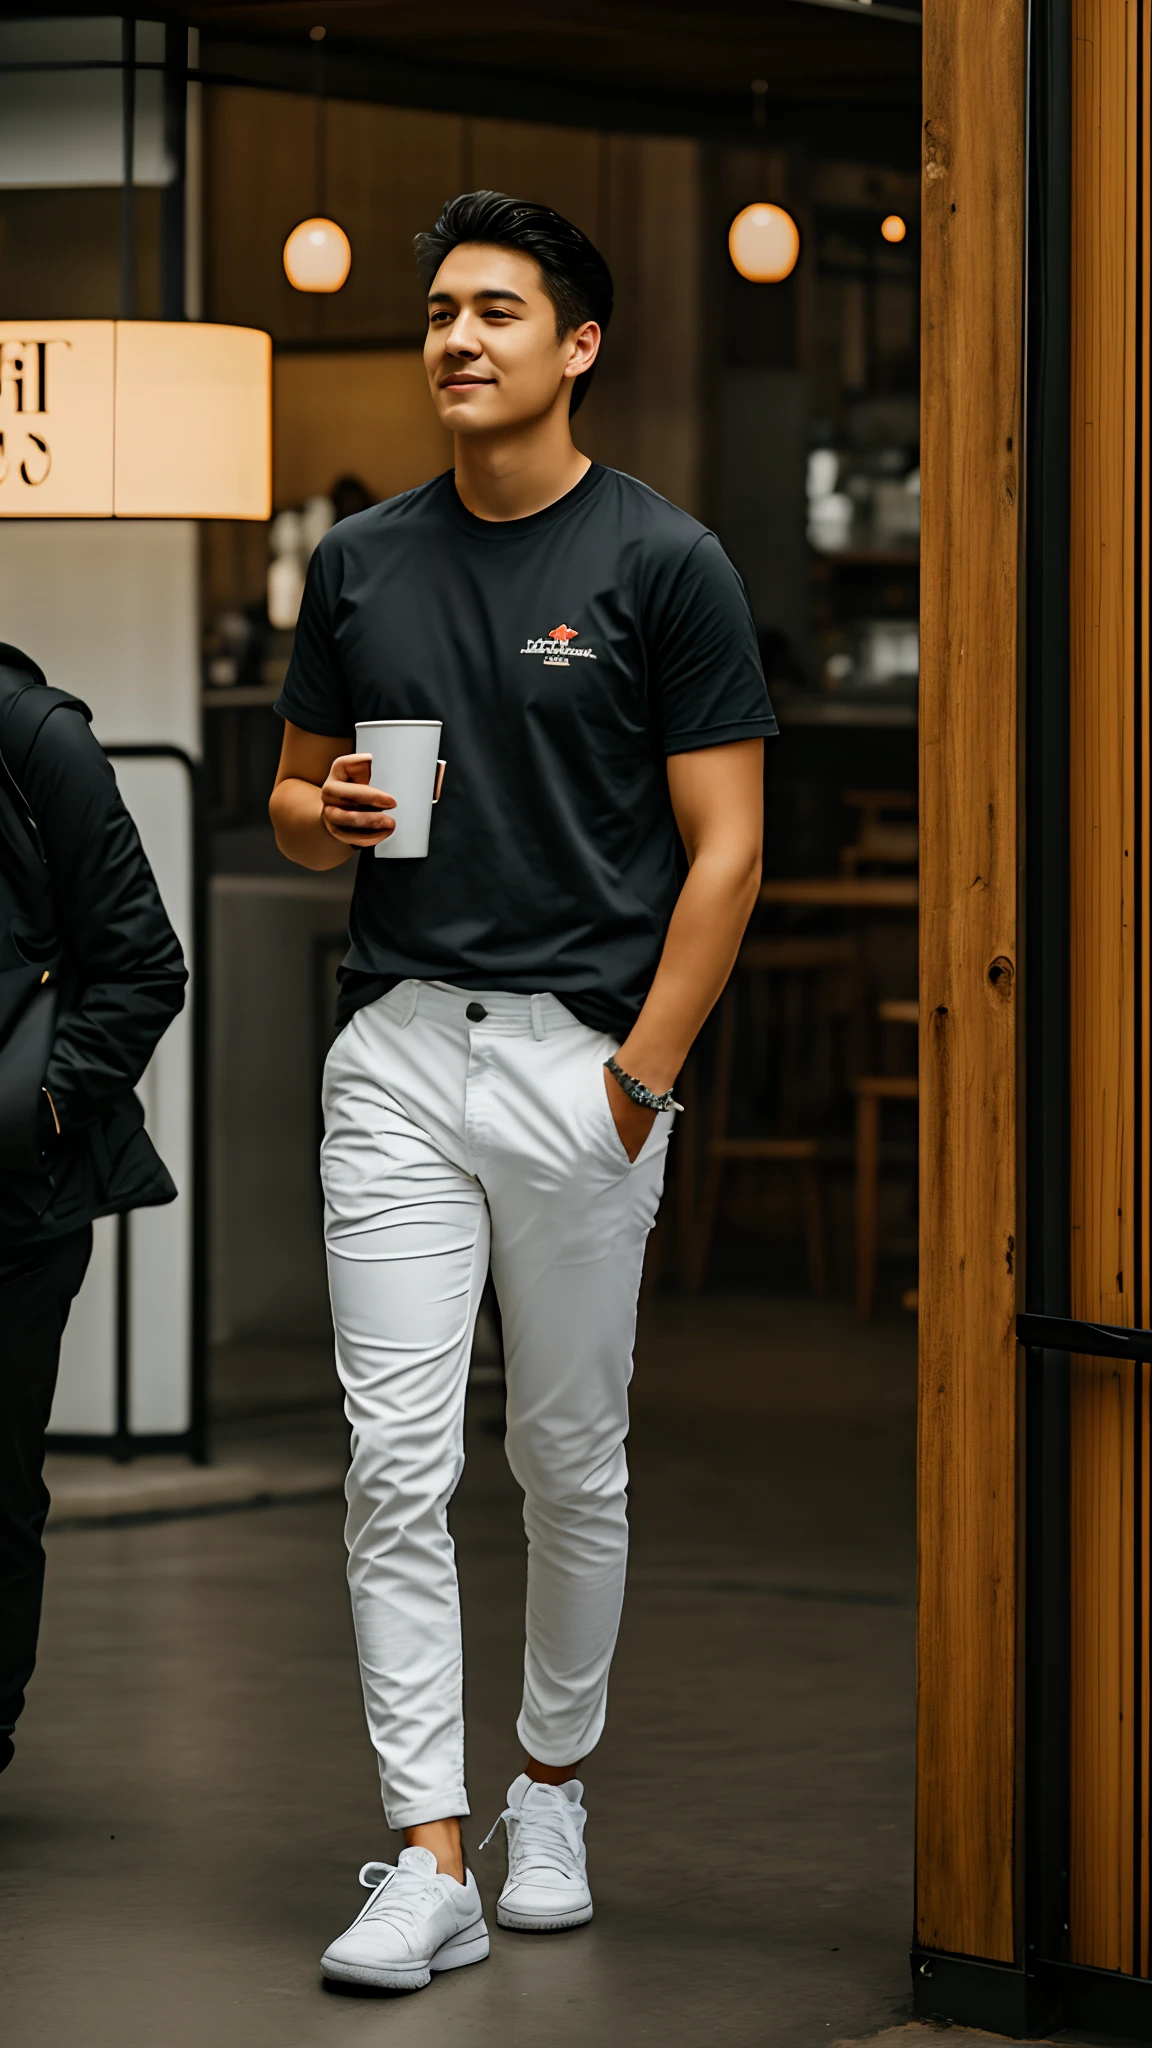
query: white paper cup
354 720 445 859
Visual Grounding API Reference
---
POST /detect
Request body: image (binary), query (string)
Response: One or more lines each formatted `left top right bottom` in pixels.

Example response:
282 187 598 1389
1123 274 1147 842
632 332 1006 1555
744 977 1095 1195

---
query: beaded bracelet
604 1054 683 1114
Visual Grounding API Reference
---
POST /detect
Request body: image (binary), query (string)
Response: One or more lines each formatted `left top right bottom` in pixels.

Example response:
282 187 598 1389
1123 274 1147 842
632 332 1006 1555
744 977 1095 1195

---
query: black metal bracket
913 1947 1152 2038
1017 1311 1152 1366
911 1950 1058 2037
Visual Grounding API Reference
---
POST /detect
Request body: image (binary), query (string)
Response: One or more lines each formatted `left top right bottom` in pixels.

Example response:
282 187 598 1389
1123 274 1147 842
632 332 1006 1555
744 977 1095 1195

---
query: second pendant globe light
283 216 351 294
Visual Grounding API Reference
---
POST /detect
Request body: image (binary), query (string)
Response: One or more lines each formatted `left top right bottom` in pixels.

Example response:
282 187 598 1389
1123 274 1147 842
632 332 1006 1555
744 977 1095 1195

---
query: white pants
321 980 672 1829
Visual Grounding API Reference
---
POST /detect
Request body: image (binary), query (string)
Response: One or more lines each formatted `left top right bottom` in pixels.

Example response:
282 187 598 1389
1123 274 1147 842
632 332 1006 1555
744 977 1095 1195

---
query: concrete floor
0 1301 1098 2046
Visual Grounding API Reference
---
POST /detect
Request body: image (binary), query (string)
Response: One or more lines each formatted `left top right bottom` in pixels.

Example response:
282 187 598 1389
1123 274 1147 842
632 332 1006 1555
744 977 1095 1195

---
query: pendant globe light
284 217 351 294
725 83 801 287
728 203 800 284
283 28 352 295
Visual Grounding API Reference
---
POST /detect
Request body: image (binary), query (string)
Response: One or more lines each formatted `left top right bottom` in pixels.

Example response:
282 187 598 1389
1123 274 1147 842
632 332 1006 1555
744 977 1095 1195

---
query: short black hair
414 190 613 416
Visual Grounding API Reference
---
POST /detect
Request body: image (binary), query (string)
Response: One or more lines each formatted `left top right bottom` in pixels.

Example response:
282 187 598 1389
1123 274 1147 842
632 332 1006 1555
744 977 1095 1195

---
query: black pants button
465 1002 487 1022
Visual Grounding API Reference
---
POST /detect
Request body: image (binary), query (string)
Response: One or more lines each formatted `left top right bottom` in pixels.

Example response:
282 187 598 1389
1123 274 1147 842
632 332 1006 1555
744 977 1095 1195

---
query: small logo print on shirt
520 622 598 668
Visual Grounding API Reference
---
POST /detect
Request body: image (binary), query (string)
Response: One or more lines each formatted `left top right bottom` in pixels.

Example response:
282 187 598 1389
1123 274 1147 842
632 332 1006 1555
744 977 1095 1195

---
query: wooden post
917 0 1025 1964
1067 0 1150 1977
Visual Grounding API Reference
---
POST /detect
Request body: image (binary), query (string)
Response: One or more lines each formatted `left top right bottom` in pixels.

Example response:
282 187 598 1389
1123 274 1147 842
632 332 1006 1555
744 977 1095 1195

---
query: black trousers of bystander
0 1224 92 1771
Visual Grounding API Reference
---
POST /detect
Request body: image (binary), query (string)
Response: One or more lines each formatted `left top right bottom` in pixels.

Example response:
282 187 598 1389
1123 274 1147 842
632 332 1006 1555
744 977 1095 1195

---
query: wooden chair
688 936 864 1293
841 789 918 875
854 998 919 1320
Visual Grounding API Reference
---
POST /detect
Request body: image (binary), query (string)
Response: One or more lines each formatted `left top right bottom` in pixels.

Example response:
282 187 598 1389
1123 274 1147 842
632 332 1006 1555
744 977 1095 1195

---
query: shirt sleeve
646 532 778 755
273 536 355 737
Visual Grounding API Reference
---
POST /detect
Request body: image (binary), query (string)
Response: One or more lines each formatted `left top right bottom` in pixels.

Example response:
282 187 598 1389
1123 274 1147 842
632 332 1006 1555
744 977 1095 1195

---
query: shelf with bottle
202 621 295 701
202 683 283 710
806 437 920 564
809 543 919 568
769 684 917 730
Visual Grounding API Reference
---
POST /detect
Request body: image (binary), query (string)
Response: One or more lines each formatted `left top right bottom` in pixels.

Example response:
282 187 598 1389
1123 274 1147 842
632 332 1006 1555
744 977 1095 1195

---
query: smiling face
423 243 600 437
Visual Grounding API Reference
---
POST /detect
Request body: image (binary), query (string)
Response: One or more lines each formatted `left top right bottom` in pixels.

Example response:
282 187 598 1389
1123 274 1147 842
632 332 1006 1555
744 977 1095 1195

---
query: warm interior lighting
114 323 272 519
0 320 272 519
728 204 800 284
283 216 352 294
881 214 907 244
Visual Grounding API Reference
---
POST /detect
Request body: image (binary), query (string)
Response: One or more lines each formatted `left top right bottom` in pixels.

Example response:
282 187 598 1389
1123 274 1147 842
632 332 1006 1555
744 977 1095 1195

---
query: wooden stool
854 1074 919 1320
841 789 918 875
690 1134 826 1294
688 936 862 1293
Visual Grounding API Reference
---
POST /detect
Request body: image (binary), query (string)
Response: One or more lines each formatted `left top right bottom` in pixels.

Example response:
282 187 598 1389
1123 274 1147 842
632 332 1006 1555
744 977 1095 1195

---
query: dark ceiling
0 3 921 156
184 0 921 154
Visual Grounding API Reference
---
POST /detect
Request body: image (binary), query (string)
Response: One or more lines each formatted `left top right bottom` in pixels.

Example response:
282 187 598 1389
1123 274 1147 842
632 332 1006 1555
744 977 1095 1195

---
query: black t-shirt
275 462 777 1036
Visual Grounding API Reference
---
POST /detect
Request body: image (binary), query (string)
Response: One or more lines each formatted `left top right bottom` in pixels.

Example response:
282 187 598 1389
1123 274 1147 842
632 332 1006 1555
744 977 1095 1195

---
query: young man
270 190 776 1992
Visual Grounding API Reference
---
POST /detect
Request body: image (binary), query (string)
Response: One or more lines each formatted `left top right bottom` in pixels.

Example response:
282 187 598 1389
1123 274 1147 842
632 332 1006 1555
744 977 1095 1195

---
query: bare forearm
269 777 353 871
616 847 760 1093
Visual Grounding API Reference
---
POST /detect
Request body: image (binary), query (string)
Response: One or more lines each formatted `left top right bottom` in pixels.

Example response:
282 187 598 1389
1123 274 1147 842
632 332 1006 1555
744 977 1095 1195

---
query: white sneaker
320 1846 490 1990
481 1773 594 1933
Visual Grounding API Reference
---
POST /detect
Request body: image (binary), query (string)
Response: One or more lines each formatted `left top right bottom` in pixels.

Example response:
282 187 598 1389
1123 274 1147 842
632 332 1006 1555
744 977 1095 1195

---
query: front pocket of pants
584 1056 638 1177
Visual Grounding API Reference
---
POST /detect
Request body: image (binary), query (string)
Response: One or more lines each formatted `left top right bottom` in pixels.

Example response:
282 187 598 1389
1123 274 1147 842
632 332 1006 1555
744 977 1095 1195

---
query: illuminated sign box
0 321 272 519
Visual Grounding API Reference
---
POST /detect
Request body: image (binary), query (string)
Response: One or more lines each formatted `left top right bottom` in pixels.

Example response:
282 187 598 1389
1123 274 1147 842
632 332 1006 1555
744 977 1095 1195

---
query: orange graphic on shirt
548 623 578 644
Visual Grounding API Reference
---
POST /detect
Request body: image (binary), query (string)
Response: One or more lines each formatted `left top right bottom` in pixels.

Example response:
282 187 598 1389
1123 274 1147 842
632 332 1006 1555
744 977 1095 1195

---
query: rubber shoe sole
321 1917 490 1990
496 1899 593 1933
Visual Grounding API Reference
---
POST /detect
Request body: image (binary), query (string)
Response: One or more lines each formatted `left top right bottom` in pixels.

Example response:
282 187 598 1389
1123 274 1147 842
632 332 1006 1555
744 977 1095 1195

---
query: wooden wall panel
1144 12 1152 1362
631 138 703 515
201 88 706 527
916 0 1025 1963
469 118 602 239
204 86 319 342
1131 16 1139 1974
595 134 641 371
272 351 451 506
1068 0 1147 1976
323 102 466 340
1069 1357 1137 1966
205 87 464 342
582 136 704 515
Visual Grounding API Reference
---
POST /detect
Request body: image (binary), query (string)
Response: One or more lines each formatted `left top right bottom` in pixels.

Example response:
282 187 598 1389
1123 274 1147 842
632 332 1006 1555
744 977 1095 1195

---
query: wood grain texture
205 86 327 343
759 878 918 906
581 135 705 516
201 90 704 518
469 117 601 238
916 0 1024 1963
1131 8 1139 1974
272 351 451 506
1068 0 1143 1974
204 87 464 343
1143 11 1152 1360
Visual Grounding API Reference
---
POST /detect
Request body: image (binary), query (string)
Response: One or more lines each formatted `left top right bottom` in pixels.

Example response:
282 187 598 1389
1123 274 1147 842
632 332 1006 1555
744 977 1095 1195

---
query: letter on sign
0 323 115 516
0 321 271 520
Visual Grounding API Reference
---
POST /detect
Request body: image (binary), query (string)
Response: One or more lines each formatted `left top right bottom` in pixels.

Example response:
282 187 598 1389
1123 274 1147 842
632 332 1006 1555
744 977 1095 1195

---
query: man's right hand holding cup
321 754 396 849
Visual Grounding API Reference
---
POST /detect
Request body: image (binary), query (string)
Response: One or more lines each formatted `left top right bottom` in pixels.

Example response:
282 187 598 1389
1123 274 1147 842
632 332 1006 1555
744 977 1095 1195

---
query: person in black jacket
0 644 187 1775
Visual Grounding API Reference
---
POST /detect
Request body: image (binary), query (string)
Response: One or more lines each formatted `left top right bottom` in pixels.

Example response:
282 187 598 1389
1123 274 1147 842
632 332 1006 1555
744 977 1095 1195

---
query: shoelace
355 1859 447 1932
479 1795 582 1876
